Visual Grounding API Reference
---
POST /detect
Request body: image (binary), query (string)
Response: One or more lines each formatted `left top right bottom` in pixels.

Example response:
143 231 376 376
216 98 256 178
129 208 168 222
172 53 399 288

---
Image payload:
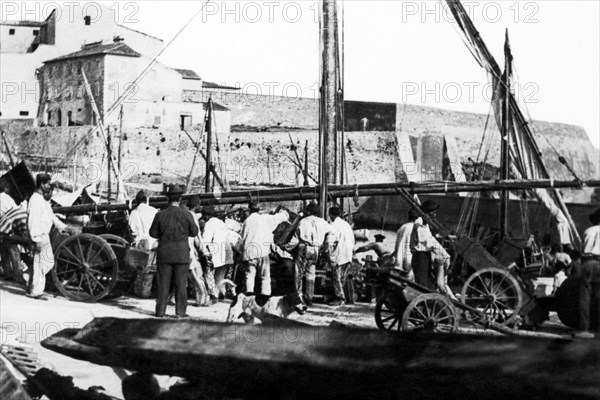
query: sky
4 1 599 148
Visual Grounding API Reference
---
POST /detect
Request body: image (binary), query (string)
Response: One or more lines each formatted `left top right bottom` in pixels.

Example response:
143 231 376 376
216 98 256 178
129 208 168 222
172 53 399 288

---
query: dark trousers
156 263 189 317
412 251 434 290
294 243 318 303
0 245 24 284
578 257 600 332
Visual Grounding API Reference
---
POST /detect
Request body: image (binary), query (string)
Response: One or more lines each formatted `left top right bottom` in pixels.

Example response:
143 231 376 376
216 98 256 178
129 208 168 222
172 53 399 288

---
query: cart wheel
375 292 406 332
401 293 459 333
99 234 129 248
51 234 118 302
461 267 523 326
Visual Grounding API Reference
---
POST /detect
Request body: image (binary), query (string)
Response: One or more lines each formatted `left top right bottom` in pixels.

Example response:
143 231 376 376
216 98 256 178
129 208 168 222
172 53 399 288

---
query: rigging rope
512 65 580 185
457 92 497 238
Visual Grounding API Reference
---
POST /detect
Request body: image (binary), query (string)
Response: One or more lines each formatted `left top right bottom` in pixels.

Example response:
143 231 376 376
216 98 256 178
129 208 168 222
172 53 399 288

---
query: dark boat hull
42 318 600 400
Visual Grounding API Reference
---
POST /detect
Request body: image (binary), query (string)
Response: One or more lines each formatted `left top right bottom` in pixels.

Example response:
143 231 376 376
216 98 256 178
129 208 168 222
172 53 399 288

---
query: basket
123 248 151 271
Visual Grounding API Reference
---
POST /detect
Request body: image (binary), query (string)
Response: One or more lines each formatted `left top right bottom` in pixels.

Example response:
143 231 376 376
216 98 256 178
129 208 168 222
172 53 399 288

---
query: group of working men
136 184 358 318
141 190 466 319
1 175 598 337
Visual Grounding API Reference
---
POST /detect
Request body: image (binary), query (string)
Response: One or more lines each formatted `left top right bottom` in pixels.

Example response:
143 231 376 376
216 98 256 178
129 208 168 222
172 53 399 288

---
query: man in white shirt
241 202 289 295
394 209 419 280
328 206 355 306
582 209 600 257
27 174 75 299
129 190 158 250
201 205 233 303
409 201 452 296
294 202 335 306
574 207 600 338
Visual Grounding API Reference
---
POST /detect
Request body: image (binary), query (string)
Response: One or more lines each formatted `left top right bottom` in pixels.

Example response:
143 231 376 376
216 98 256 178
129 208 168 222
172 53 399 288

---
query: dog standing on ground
226 291 308 323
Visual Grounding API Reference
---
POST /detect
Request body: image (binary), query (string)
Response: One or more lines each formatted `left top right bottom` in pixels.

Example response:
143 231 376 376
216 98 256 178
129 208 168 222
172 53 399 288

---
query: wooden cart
374 269 518 335
50 211 153 303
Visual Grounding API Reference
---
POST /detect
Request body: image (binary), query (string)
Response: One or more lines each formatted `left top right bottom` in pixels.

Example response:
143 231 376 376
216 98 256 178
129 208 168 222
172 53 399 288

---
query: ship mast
319 0 340 219
499 30 511 240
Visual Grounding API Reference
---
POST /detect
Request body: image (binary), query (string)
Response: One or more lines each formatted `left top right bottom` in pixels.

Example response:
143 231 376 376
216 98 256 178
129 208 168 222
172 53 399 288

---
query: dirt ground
0 225 583 400
0 276 378 399
0 230 577 399
0 268 576 400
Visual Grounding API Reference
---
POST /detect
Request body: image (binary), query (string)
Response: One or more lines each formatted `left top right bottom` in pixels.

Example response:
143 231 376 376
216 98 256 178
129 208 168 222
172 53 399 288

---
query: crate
532 277 555 297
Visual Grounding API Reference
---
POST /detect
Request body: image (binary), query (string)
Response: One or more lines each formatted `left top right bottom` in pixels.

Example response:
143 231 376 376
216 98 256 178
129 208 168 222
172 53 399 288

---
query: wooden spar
182 129 226 192
304 140 310 187
205 98 213 193
304 140 309 211
117 105 124 197
107 126 112 200
1 130 16 169
52 179 600 214
499 29 511 240
81 69 126 199
185 117 206 192
73 150 78 191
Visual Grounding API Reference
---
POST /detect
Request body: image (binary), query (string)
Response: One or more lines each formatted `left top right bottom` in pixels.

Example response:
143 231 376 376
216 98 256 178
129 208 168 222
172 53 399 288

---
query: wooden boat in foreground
42 317 600 400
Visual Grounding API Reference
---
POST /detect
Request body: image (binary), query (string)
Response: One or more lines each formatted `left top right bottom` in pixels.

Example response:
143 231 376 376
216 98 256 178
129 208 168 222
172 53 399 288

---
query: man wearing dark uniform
150 184 199 318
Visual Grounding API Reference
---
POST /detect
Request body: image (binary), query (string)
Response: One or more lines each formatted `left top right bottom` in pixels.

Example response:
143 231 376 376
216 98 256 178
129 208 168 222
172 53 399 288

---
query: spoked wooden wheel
401 294 459 333
99 234 129 248
51 234 118 302
375 292 407 332
461 267 523 326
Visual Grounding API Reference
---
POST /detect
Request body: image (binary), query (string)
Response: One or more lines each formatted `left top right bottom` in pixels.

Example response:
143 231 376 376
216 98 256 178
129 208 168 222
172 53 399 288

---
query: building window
84 16 91 25
57 110 62 126
180 115 192 130
47 110 52 125
9 29 15 35
19 111 29 116
33 29 39 36
67 111 73 126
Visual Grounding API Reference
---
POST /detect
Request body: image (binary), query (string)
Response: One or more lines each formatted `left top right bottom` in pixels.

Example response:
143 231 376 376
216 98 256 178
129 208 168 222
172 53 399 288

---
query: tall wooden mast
499 29 511 240
319 0 340 219
205 97 214 193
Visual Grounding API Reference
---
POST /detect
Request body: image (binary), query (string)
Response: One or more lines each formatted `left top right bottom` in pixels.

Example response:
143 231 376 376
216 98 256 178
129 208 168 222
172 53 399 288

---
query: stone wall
2 94 597 203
